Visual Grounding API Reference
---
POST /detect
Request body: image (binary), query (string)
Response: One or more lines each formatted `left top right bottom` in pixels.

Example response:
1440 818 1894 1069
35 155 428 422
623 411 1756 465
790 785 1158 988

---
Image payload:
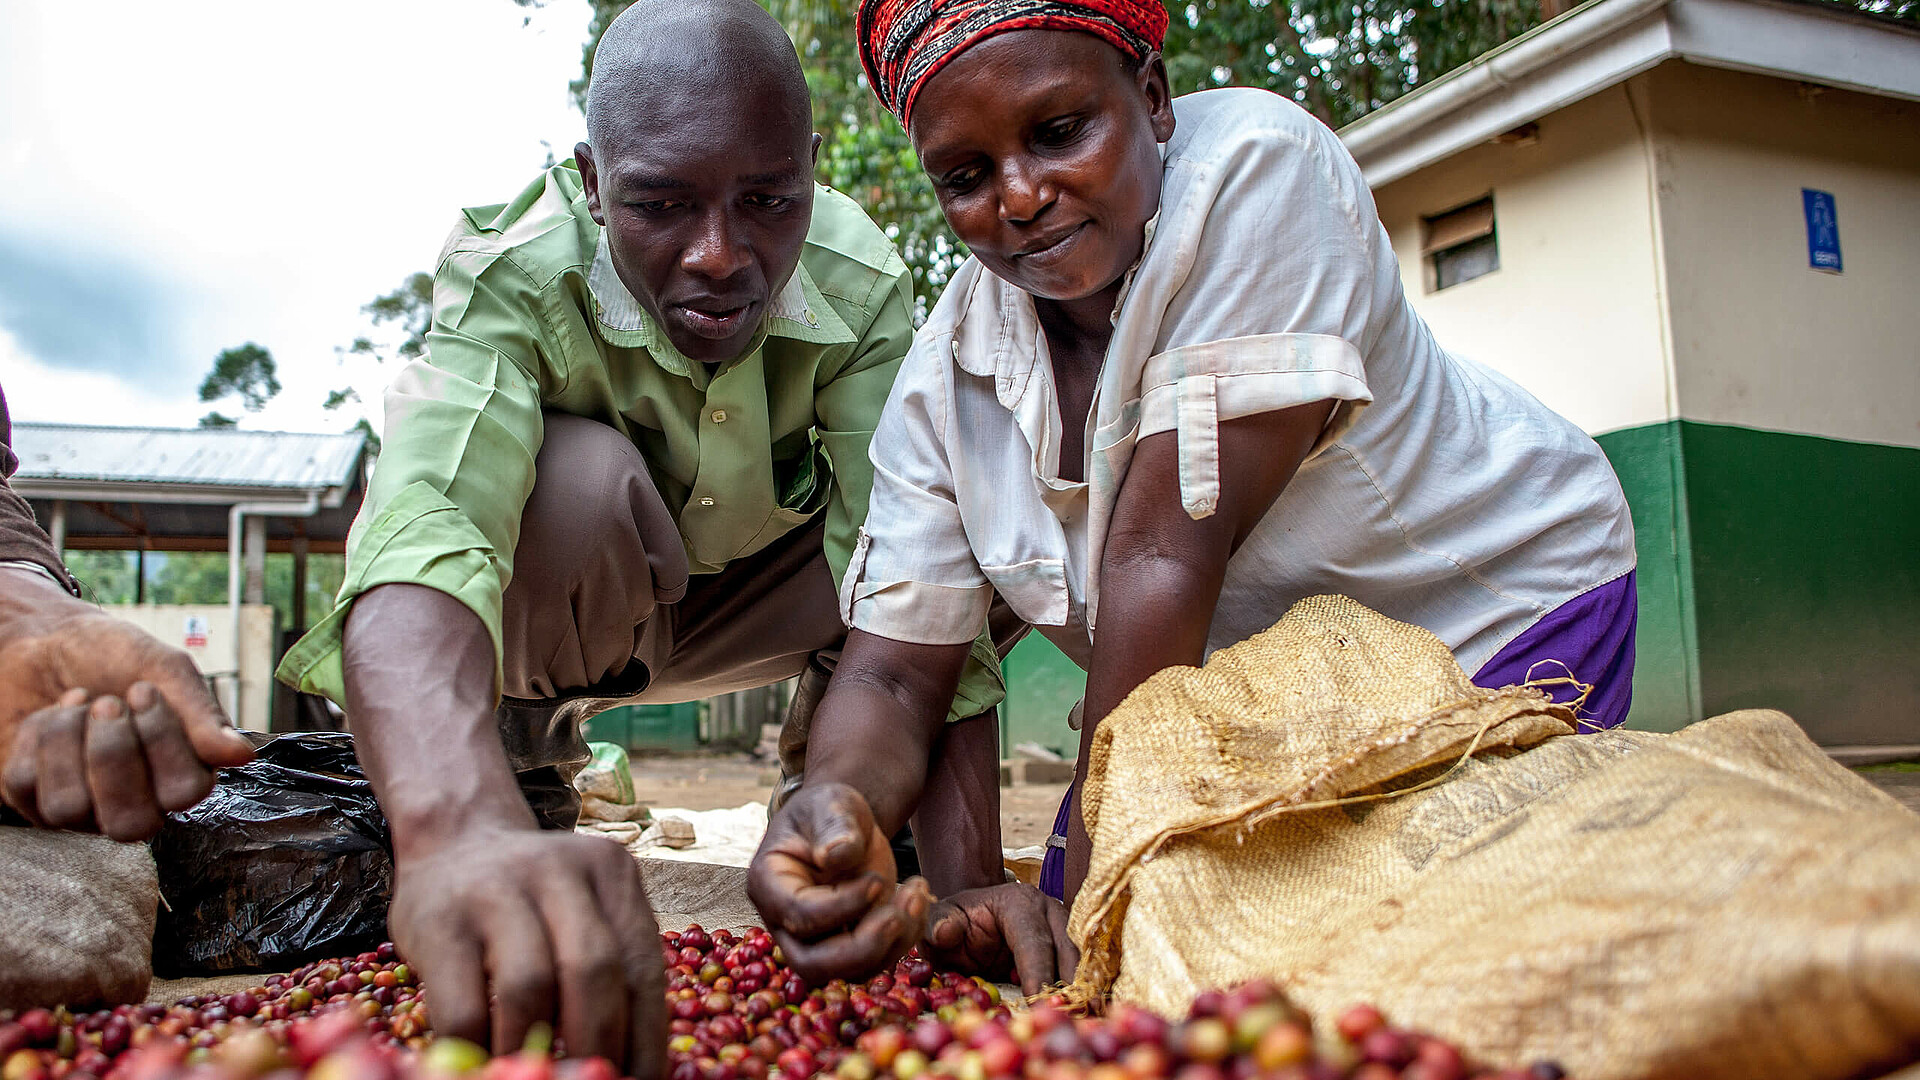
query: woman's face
909 29 1176 304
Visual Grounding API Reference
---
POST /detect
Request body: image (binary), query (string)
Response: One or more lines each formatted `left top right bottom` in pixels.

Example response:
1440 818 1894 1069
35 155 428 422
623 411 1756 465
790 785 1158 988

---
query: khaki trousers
498 414 1028 836
498 414 849 828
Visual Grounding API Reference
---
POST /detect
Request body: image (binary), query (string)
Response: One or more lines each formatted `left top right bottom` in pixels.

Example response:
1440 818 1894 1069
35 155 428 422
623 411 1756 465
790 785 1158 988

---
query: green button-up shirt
278 163 1002 719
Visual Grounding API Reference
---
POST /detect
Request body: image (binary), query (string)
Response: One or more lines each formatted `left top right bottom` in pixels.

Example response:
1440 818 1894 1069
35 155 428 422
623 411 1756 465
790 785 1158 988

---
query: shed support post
227 507 245 721
244 516 267 605
291 536 309 631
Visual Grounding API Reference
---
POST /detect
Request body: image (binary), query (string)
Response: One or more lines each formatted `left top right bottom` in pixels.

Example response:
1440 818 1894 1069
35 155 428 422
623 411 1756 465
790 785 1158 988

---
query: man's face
579 85 818 365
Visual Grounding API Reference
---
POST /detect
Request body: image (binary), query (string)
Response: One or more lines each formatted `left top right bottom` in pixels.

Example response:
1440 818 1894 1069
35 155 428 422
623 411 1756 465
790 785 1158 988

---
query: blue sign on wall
1803 188 1842 273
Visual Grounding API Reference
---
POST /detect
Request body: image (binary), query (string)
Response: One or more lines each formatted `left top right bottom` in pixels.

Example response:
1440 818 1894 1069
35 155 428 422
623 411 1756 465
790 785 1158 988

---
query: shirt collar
587 230 855 377
950 210 1161 388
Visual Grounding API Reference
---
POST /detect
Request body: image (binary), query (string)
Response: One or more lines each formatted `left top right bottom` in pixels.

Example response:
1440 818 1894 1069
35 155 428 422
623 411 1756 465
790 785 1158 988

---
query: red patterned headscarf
857 0 1168 127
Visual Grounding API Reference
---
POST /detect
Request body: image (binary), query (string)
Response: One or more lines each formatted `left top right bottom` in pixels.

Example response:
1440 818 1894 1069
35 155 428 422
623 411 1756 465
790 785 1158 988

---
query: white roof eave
1339 0 1920 188
10 477 355 509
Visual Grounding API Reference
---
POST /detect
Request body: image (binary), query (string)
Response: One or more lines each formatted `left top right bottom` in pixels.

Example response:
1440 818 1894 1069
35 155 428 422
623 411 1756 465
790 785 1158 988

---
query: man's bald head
585 0 813 157
573 0 822 366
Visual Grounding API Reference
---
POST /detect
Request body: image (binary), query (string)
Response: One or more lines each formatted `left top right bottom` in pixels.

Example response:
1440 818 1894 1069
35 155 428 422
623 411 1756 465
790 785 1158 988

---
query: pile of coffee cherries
657 926 1565 1080
0 944 613 1080
0 927 1567 1080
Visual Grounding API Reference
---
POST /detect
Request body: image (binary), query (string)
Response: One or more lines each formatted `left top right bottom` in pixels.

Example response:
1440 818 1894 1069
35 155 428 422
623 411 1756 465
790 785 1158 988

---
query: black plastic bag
149 732 392 976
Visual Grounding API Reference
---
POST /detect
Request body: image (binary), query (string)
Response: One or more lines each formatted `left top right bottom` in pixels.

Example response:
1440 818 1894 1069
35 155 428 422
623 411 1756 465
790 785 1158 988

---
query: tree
327 271 432 454
496 0 1913 327
56 549 347 636
1164 0 1546 127
199 343 281 413
64 550 139 604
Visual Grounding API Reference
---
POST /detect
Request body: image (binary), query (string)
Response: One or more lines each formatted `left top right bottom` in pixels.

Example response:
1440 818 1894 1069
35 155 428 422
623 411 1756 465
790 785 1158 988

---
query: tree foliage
1164 0 1547 127
494 0 1913 325
198 343 281 413
531 0 1568 311
329 272 431 453
62 550 347 636
358 272 435 362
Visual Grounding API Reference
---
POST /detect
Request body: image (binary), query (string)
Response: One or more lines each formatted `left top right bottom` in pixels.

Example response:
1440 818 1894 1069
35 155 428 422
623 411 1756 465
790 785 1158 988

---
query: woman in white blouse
747 0 1637 987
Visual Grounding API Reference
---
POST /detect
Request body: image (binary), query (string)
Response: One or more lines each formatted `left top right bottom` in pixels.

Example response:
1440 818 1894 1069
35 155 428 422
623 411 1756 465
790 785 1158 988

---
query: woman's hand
748 782 933 982
925 882 1078 995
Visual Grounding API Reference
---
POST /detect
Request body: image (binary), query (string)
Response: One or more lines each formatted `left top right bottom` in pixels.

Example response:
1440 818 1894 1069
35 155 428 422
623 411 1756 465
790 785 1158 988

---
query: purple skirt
1038 573 1639 900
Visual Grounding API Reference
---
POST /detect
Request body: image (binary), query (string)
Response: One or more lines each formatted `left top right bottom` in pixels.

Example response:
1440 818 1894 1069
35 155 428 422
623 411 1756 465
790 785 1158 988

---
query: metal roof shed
9 423 368 715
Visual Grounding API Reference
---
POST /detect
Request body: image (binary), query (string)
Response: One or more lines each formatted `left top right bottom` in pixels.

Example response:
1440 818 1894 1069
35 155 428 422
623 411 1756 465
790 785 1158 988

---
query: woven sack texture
1068 595 1920 1080
0 827 158 1008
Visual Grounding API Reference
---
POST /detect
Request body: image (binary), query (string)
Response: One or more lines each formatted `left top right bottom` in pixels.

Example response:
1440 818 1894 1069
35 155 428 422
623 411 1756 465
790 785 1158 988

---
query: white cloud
0 0 590 432
1 325 202 427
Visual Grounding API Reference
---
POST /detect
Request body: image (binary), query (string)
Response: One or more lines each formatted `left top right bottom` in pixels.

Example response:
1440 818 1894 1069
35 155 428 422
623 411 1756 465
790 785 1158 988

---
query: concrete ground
629 748 1920 837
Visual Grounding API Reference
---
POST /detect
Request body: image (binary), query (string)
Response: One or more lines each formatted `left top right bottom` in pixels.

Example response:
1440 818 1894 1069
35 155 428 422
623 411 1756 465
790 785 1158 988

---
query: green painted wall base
583 702 705 755
1599 420 1920 744
1000 634 1085 760
1594 423 1699 731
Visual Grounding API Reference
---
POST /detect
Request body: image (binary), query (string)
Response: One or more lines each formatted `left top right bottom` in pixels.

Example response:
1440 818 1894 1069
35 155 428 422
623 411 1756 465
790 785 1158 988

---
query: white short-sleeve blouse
843 88 1635 674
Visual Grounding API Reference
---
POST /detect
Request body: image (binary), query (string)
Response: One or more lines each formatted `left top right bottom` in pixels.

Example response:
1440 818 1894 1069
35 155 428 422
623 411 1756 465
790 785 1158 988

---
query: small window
1423 197 1499 291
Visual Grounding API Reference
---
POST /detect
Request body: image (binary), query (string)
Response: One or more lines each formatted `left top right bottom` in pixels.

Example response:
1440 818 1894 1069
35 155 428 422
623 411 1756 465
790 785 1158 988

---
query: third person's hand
2 682 252 840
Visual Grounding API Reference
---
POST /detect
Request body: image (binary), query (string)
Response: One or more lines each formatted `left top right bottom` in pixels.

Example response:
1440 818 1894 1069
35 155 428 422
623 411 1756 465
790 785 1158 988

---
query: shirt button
698 497 716 507
711 410 727 423
804 309 820 328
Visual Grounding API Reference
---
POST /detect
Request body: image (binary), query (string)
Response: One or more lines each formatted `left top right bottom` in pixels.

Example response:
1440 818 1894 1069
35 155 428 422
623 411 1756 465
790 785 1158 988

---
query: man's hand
0 567 253 838
748 782 931 983
924 883 1077 995
389 824 666 1078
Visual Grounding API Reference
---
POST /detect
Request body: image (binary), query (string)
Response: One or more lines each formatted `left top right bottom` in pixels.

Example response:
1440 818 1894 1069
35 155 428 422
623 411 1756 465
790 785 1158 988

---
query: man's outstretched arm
342 583 665 1078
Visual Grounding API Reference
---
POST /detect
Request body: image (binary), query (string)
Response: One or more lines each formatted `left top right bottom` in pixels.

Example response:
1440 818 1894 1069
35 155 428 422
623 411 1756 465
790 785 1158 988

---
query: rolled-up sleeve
277 245 548 705
814 264 1007 721
841 336 1006 718
815 257 913 597
1129 106 1384 517
842 339 993 646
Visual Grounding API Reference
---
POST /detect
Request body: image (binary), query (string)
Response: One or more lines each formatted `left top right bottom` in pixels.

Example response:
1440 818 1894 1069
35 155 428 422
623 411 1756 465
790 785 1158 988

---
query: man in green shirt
276 1 1005 1072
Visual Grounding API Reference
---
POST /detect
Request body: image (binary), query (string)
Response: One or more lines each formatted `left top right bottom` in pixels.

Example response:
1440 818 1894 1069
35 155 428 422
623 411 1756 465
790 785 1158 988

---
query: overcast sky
0 0 591 434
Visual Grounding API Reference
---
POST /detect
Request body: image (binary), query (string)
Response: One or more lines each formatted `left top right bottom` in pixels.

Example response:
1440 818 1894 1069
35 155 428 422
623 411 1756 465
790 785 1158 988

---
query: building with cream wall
1347 0 1920 743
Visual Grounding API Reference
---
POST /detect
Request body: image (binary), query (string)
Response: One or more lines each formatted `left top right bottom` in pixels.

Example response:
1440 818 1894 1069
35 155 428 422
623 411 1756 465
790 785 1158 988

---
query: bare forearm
913 710 1006 896
341 583 533 858
803 679 942 838
0 565 88 643
801 631 971 839
1066 556 1227 900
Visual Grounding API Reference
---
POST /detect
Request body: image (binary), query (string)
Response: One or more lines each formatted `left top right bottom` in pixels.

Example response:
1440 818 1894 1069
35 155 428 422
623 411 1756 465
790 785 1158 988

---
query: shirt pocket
1091 403 1142 484
980 557 1070 627
733 443 832 561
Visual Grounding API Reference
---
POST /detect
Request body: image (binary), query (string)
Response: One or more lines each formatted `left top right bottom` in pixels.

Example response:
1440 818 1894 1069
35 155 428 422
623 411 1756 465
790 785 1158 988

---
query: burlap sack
0 827 158 1008
1069 595 1920 1080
